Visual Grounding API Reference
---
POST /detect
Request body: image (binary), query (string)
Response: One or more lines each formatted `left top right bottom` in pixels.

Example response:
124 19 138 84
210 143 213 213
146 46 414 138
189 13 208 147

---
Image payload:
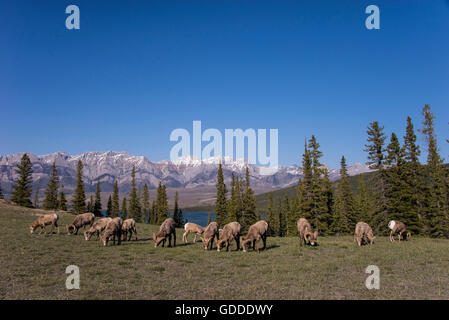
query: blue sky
1 0 448 168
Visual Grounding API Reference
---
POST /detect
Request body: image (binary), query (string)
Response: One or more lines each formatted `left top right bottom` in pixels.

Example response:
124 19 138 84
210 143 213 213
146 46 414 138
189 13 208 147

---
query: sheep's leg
173 230 176 247
262 234 267 250
252 239 256 251
183 230 189 243
55 222 60 234
134 228 138 241
255 240 259 253
168 234 172 248
389 231 394 242
235 236 240 251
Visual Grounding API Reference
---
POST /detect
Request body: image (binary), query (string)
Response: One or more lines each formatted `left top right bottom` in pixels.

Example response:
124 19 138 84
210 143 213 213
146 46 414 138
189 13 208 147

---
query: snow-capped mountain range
0 151 374 194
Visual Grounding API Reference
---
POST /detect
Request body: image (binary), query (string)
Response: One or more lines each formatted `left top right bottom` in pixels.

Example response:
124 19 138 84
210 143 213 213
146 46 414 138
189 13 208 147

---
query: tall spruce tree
215 163 228 226
58 185 67 211
156 182 169 224
128 166 140 220
93 180 102 217
111 180 120 218
11 153 33 207
72 160 86 214
419 104 448 237
121 196 128 219
43 162 59 210
364 121 388 233
106 195 112 217
240 167 257 231
173 191 184 227
277 198 286 236
298 141 313 221
281 194 290 236
266 192 279 236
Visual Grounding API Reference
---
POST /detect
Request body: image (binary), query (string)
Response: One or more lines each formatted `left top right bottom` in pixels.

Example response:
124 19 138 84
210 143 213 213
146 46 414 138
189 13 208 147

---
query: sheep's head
305 230 318 246
153 232 166 248
200 236 212 250
30 223 37 234
366 232 376 244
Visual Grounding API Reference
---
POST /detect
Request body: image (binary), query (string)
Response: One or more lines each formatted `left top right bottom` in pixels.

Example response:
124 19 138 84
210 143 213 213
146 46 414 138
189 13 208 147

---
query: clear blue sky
1 0 448 168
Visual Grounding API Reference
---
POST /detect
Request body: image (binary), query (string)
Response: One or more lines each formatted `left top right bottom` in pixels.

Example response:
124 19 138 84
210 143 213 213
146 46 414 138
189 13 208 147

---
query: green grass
1 201 448 299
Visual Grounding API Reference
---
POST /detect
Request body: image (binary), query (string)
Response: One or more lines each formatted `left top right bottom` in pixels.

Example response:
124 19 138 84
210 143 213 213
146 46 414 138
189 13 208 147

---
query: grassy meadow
1 201 448 300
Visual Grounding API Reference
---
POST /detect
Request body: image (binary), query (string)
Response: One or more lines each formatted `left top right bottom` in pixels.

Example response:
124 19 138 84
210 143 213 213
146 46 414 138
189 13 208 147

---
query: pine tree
121 197 128 219
106 195 112 217
364 121 388 234
71 160 86 214
111 180 120 218
93 180 102 217
58 185 67 211
87 195 94 213
281 194 290 236
266 192 279 236
150 200 157 224
356 174 371 224
43 162 59 210
156 182 169 224
419 104 448 237
128 166 140 220
215 163 228 226
11 153 33 207
173 191 184 227
240 167 257 231
288 197 300 237
276 198 286 236
298 141 313 220
320 168 334 234
142 183 150 223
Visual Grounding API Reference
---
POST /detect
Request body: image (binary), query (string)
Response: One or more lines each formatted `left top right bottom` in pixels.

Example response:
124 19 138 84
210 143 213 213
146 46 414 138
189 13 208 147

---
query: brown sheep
66 212 95 235
297 218 318 246
182 222 205 243
388 220 408 242
354 221 376 246
84 217 112 240
200 222 219 250
153 218 176 248
101 217 122 246
121 218 138 241
215 221 241 252
240 220 268 253
30 214 59 234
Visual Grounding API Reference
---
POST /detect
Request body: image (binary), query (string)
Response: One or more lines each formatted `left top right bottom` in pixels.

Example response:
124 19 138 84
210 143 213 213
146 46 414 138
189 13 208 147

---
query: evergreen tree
121 196 128 219
173 191 184 227
288 197 300 237
356 174 371 224
298 141 313 220
58 185 67 211
106 195 112 217
320 168 334 234
281 194 290 236
43 162 59 210
266 192 279 236
128 166 140 220
93 180 102 217
142 183 150 223
156 182 169 224
240 167 257 231
71 160 86 214
364 121 388 233
419 104 448 237
111 180 120 218
276 198 285 236
87 195 94 213
331 156 356 234
11 153 33 207
150 200 157 224
215 163 228 226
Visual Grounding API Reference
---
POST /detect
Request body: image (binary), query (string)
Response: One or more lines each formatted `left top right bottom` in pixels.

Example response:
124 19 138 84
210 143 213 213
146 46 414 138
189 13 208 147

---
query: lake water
101 211 214 227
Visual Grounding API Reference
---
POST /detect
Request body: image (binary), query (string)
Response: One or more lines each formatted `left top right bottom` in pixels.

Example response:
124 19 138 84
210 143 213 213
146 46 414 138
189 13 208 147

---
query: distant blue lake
181 212 214 227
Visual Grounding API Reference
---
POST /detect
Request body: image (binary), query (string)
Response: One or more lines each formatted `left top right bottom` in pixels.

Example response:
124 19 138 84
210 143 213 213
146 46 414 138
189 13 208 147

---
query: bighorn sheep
354 221 376 246
182 222 204 243
101 217 122 246
121 218 138 241
153 218 176 248
30 214 59 234
240 220 268 253
297 218 318 246
216 221 241 252
84 217 112 240
66 212 95 235
200 222 219 250
388 220 408 242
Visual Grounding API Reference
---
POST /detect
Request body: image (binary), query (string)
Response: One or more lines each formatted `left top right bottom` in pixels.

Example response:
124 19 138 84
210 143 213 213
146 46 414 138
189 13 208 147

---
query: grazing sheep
66 212 95 235
388 220 408 242
354 222 376 246
240 220 268 253
101 217 123 246
153 218 176 248
200 222 219 250
216 221 241 252
121 218 138 241
30 214 59 234
297 218 318 247
182 222 204 243
84 217 112 240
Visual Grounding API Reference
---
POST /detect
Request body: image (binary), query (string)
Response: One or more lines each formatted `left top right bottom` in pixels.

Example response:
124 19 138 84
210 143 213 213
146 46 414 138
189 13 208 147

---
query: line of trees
215 165 258 232
264 105 448 238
